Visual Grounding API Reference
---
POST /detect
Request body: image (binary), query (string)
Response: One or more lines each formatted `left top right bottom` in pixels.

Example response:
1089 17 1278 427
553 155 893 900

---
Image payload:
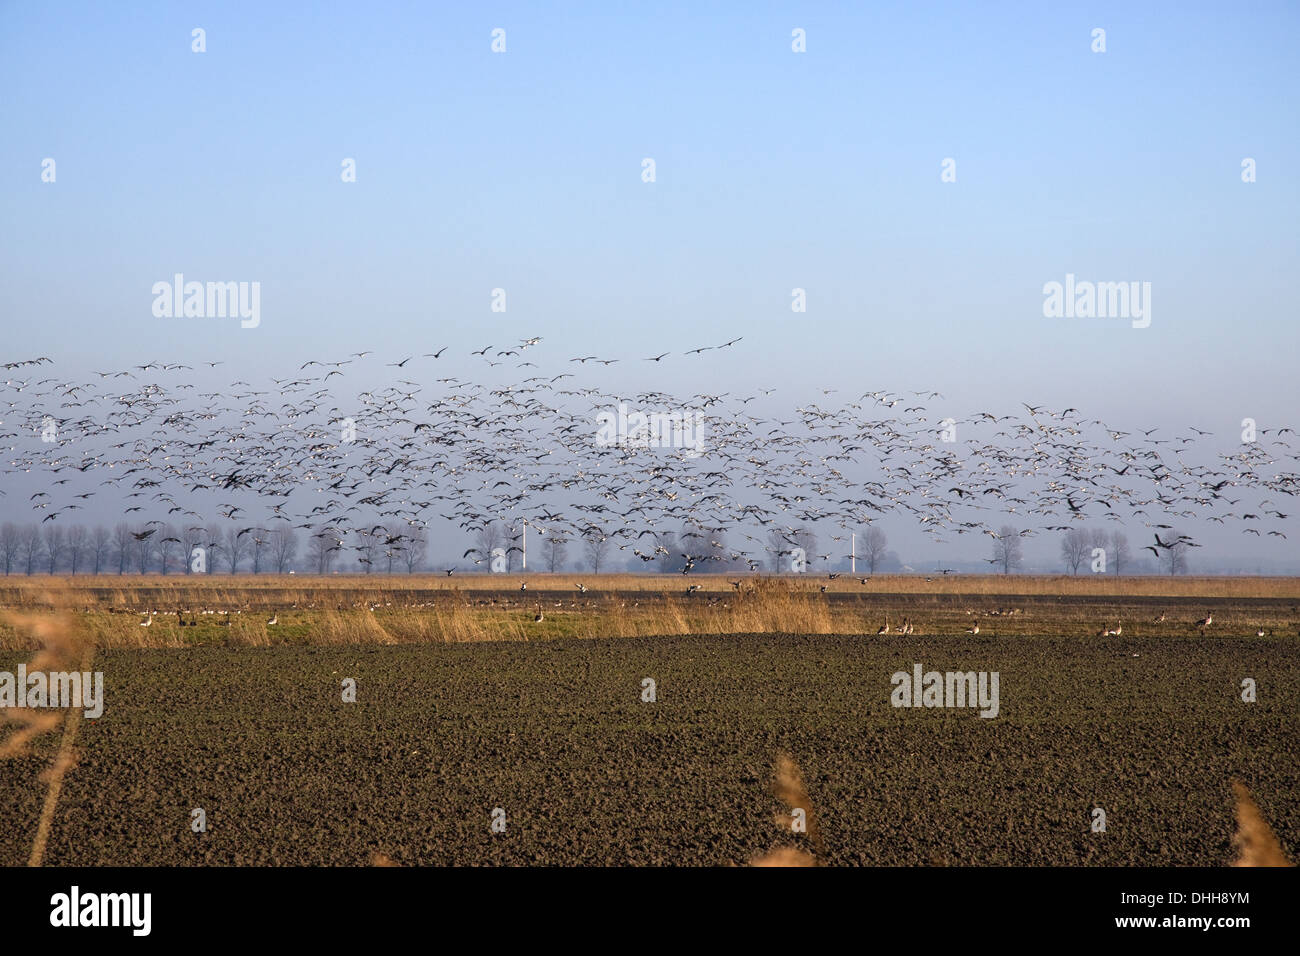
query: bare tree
183 525 206 574
1084 528 1108 574
545 534 568 573
765 529 789 573
308 526 341 574
378 522 406 574
43 524 66 574
861 526 888 573
401 526 426 573
504 524 523 572
158 524 181 575
112 523 133 574
1162 531 1189 576
249 530 268 574
1060 528 1089 574
991 526 1023 574
91 525 111 574
791 527 819 571
0 523 21 575
474 521 504 570
354 528 379 574
134 526 155 573
583 530 609 573
1110 531 1130 576
67 525 88 574
22 524 44 575
203 523 224 575
270 527 298 573
680 522 707 561
222 526 249 575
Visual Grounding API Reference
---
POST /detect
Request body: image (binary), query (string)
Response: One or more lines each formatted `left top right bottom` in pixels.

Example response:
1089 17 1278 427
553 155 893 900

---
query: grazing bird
965 624 980 635
266 615 278 625
1196 613 1213 630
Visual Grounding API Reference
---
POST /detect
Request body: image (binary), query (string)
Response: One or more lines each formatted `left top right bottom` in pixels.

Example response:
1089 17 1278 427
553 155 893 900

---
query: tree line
0 521 429 575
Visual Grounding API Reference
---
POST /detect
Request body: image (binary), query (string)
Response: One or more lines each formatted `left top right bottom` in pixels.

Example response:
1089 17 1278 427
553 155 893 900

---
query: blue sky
2 2 1297 566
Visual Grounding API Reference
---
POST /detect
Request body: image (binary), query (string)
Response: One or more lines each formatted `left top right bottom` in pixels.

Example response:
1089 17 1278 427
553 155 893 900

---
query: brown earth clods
1 631 1294 866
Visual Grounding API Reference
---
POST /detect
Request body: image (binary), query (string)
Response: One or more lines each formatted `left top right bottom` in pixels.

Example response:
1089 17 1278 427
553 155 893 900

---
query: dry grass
1 571 1296 650
751 753 822 866
1232 782 1294 867
2 572 1298 610
750 846 817 867
0 594 96 866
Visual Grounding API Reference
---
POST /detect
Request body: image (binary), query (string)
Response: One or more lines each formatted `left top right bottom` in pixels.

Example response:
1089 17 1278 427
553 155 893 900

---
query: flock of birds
2 342 1297 574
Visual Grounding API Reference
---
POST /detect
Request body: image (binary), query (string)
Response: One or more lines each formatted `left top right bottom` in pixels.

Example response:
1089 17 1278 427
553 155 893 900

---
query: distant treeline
0 521 428 575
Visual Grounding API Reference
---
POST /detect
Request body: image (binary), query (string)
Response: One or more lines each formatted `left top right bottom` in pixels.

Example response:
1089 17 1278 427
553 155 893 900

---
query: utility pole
851 532 856 574
521 518 546 572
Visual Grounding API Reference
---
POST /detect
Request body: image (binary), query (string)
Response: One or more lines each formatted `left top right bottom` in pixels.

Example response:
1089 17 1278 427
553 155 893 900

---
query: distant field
1 576 1294 866
1 574 1297 649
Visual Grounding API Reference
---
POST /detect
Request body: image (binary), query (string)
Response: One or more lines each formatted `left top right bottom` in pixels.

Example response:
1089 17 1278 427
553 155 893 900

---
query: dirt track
1 631 1294 866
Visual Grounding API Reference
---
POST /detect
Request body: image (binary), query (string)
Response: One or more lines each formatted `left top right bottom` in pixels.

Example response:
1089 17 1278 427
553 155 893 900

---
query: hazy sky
2 2 1297 568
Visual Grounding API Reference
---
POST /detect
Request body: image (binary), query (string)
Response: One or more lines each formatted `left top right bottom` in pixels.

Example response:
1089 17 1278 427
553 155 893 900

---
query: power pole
851 532 856 574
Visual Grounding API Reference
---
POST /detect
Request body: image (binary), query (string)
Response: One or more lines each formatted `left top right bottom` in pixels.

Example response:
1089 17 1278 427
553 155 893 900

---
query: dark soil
1 632 1294 865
